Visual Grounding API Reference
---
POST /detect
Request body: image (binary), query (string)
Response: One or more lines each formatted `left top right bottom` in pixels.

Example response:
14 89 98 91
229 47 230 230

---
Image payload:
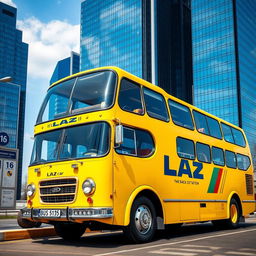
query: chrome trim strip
22 207 113 220
242 200 256 203
163 199 227 203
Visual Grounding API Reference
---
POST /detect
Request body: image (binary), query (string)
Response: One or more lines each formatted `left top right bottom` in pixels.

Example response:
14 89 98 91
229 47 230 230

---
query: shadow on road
32 221 256 249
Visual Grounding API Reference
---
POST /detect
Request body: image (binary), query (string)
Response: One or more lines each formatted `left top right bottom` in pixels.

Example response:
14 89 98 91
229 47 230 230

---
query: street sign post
0 147 18 210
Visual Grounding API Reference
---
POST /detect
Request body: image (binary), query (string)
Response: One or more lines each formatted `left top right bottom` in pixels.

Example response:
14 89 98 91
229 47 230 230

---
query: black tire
212 198 240 229
124 196 156 243
17 211 42 228
54 222 86 240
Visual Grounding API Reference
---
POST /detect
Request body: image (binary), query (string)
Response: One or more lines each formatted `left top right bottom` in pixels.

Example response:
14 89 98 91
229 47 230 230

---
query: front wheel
54 222 86 240
124 196 156 243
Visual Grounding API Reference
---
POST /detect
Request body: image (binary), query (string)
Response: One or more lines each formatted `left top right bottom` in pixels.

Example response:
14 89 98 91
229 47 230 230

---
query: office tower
49 52 80 119
192 0 256 168
50 51 80 85
0 2 28 199
80 0 193 103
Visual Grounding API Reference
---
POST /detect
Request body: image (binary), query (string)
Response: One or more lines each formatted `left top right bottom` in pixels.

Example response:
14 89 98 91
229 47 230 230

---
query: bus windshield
30 122 110 165
36 71 116 124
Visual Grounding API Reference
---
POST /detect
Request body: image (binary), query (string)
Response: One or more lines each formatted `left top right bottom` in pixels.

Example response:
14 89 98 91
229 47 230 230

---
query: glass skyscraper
192 0 256 168
0 2 28 198
81 0 193 103
50 52 80 85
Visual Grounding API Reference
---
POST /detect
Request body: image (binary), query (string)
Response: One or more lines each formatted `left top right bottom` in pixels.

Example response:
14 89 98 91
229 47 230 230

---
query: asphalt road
0 218 256 256
0 218 49 230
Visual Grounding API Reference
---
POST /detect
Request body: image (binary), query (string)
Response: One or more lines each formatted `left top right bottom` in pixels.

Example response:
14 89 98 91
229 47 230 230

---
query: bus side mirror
115 125 123 145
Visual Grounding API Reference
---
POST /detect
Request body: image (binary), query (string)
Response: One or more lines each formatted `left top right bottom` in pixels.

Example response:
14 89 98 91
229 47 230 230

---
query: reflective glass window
193 111 209 135
196 142 211 163
232 128 246 147
237 154 250 171
143 88 169 121
221 123 234 143
176 137 195 160
116 127 154 157
168 100 194 129
212 146 225 166
225 150 237 169
118 79 144 115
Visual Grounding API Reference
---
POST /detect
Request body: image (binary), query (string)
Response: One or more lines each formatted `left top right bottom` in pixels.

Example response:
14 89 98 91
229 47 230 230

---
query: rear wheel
54 222 86 240
212 198 240 229
124 196 156 243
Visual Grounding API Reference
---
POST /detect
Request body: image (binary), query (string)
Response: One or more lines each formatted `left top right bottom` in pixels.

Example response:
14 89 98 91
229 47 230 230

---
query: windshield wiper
54 133 63 158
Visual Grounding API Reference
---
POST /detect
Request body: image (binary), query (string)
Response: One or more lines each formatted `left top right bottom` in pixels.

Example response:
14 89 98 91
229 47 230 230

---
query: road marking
165 248 211 253
0 249 91 255
94 228 256 256
240 249 256 252
226 252 256 256
149 248 197 255
182 244 221 250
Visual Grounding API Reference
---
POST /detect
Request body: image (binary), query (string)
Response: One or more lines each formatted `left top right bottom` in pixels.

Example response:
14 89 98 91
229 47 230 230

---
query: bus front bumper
21 207 113 221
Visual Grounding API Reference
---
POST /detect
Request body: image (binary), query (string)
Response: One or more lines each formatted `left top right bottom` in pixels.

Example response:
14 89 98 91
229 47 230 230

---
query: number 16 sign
2 160 16 188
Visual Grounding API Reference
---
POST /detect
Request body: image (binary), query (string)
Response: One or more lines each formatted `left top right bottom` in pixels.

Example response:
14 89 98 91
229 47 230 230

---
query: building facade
80 0 193 103
192 0 256 168
0 2 28 198
50 51 80 85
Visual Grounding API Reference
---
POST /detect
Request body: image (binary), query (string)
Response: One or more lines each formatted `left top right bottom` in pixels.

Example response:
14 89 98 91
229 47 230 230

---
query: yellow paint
27 67 255 229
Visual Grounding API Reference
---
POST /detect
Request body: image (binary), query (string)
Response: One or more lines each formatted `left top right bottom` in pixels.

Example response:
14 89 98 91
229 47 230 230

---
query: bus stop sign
0 133 9 146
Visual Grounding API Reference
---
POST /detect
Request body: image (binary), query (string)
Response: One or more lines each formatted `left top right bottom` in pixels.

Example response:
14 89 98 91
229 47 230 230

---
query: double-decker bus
21 67 255 243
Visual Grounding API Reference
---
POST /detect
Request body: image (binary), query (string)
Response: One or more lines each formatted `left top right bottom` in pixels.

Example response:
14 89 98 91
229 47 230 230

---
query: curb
0 227 56 241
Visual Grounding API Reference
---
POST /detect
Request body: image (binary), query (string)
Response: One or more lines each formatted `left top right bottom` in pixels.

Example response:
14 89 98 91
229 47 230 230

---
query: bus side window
232 128 246 147
136 129 154 157
237 153 251 171
118 79 144 115
143 88 169 122
193 111 210 135
115 127 154 157
176 137 195 160
168 99 194 130
196 142 211 163
225 150 237 169
212 146 225 166
116 127 137 156
221 123 234 144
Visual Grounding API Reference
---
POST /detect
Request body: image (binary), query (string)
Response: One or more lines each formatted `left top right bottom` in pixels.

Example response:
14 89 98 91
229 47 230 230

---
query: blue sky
1 0 81 183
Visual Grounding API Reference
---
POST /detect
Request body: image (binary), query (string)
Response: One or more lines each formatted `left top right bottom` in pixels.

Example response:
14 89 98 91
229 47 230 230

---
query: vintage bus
21 67 255 243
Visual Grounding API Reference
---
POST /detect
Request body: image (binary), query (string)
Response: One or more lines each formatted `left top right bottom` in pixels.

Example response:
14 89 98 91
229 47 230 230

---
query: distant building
192 0 256 168
80 0 193 103
0 2 28 199
50 51 80 85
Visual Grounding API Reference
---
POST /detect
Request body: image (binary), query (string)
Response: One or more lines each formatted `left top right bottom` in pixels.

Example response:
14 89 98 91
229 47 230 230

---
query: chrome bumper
21 207 113 220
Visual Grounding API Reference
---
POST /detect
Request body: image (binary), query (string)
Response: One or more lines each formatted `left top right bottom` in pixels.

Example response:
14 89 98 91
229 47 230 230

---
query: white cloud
0 0 16 7
17 17 80 80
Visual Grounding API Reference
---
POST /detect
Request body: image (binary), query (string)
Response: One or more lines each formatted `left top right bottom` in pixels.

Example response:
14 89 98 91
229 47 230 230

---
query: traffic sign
0 132 9 146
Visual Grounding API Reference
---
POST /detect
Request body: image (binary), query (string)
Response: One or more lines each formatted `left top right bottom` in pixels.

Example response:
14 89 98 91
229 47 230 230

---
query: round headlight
26 184 35 197
82 178 96 195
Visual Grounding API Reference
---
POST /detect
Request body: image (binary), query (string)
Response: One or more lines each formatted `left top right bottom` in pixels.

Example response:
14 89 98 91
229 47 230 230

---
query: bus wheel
212 198 240 229
54 222 86 240
124 196 156 243
226 198 240 228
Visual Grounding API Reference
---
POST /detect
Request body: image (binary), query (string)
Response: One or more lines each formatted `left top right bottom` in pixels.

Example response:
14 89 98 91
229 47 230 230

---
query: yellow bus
21 66 255 243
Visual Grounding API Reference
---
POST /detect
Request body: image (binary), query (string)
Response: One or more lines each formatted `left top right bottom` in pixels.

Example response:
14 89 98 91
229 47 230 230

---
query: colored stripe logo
208 167 223 193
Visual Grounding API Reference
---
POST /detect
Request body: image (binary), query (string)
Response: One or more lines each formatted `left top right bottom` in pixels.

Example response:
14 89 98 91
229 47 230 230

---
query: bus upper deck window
143 88 169 122
168 100 194 130
118 79 144 115
71 71 116 114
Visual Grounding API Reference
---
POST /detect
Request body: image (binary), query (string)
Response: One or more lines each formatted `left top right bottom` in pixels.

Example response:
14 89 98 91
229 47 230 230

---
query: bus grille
245 174 253 195
39 178 77 204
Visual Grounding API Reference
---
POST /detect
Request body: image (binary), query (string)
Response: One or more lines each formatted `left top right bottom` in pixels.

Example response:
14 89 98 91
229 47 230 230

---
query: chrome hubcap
135 205 152 234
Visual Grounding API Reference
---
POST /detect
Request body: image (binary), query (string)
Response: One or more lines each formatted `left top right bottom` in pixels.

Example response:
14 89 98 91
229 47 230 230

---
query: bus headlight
26 184 35 197
82 178 96 195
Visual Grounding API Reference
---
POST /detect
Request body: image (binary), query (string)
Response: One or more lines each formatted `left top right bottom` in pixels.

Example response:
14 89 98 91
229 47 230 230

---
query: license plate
38 209 61 218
